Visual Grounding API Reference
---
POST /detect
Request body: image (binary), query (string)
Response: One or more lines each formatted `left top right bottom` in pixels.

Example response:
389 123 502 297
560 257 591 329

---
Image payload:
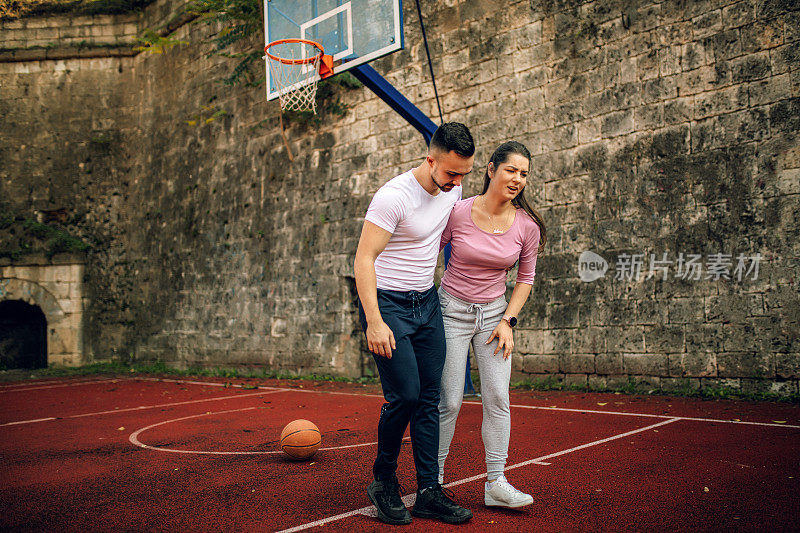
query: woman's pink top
440 196 540 303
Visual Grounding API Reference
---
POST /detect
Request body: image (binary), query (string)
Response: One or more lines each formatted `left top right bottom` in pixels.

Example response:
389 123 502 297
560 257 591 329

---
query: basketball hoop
264 38 334 114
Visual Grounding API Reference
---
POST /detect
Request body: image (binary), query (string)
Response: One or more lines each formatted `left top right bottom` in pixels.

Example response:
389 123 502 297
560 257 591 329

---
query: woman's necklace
481 195 510 234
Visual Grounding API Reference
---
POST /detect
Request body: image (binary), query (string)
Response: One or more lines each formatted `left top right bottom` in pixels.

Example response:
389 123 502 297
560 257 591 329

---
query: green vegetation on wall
0 0 155 20
0 206 90 260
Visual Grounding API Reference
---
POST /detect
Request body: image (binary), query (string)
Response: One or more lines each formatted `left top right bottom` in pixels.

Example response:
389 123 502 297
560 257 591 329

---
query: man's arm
354 221 396 358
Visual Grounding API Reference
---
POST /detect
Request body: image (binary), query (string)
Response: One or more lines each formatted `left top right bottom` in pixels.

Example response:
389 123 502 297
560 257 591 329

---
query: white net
266 41 322 114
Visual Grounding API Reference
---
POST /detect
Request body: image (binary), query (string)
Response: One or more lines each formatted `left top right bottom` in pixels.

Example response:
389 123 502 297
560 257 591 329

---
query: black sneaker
367 475 412 525
411 484 473 524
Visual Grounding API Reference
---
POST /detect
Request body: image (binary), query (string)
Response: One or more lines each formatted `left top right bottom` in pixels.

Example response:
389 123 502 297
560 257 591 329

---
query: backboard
264 0 404 102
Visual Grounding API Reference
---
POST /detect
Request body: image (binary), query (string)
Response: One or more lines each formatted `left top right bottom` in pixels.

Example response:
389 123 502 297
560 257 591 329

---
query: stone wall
0 0 798 394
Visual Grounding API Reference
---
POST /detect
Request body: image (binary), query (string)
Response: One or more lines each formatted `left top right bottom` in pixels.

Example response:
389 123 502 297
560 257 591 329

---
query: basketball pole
349 64 438 144
349 62 478 396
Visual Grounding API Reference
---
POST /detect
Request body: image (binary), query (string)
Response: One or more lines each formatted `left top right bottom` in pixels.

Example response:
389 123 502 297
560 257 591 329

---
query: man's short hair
429 122 475 157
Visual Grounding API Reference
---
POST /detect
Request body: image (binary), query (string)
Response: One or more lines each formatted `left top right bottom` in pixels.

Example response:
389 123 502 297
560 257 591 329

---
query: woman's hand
486 320 514 359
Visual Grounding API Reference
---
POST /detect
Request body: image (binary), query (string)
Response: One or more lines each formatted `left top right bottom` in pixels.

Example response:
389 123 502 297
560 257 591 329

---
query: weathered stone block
604 374 631 389
595 352 623 374
741 19 785 53
564 373 588 388
659 45 682 76
717 351 774 378
644 325 685 352
561 354 595 373
669 352 717 377
766 379 799 396
624 353 669 376
661 376 701 392
692 10 723 39
601 110 634 137
635 103 664 130
731 51 773 82
705 293 762 323
775 353 800 378
523 354 559 374
722 1 756 29
572 326 606 354
516 329 543 354
694 85 749 119
587 374 608 390
607 326 645 352
631 374 662 389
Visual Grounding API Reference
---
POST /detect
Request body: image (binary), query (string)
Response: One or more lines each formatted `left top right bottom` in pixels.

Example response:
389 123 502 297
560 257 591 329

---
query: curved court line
129 406 399 455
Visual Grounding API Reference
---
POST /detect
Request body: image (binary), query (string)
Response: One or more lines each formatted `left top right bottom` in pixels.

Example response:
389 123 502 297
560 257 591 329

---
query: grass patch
2 363 796 403
511 376 800 404
0 360 380 385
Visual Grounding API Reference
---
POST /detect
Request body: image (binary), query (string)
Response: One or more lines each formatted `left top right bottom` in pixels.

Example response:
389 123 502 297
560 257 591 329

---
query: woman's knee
480 385 510 411
438 387 463 415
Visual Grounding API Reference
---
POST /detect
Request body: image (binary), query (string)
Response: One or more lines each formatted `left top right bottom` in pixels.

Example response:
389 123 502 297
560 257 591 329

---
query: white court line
2 417 58 426
0 378 121 393
129 406 410 455
136 377 386 399
0 379 82 388
0 390 283 427
275 418 682 533
485 403 800 429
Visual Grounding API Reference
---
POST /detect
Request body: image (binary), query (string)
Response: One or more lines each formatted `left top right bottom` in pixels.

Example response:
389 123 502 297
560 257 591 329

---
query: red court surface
1 375 799 532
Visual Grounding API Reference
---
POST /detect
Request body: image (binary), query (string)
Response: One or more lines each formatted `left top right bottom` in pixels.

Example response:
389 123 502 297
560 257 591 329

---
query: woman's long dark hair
481 141 547 251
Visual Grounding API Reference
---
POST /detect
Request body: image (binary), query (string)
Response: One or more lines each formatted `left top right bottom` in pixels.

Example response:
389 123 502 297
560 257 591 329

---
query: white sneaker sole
485 494 534 508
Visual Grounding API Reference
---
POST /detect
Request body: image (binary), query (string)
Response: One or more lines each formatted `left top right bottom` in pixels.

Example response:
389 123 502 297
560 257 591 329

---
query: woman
438 140 546 508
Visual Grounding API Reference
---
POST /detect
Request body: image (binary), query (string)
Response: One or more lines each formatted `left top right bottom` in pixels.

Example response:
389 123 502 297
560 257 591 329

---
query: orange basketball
280 419 322 460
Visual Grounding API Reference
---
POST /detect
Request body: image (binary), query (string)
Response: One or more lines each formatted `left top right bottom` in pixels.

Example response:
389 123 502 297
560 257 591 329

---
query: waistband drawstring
467 302 485 333
411 292 422 319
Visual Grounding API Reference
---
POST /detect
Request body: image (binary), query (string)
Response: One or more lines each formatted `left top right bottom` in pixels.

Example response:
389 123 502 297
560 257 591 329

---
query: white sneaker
484 475 534 508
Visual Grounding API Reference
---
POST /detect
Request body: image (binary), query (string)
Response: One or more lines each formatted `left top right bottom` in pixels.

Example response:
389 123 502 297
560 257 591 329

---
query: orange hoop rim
264 38 324 65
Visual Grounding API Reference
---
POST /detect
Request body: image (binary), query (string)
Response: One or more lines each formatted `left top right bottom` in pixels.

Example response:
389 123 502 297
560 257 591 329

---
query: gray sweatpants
437 286 512 482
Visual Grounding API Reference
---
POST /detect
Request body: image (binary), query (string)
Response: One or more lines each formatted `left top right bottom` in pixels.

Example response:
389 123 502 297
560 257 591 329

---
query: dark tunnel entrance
0 300 47 369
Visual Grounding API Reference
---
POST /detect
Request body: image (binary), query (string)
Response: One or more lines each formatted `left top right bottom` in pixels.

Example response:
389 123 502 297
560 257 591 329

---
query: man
354 122 475 525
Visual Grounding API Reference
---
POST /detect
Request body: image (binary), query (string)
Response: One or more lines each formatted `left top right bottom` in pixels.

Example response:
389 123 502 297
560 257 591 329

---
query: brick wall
1 0 797 394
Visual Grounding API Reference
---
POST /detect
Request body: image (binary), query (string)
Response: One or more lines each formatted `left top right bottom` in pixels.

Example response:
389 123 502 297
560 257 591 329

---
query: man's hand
486 321 514 359
367 320 396 358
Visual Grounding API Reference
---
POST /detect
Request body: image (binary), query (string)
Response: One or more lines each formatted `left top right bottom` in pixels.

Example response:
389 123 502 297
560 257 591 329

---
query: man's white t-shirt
365 170 461 292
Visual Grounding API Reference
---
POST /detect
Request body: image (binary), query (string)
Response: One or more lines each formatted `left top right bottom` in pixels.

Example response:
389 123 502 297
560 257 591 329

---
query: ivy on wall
0 0 155 20
0 205 90 260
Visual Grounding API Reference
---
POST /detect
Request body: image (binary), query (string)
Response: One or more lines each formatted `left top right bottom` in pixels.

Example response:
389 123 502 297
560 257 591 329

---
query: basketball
280 419 322 460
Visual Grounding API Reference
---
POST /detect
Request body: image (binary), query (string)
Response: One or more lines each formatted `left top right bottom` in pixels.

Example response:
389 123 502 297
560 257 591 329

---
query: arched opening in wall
0 300 48 369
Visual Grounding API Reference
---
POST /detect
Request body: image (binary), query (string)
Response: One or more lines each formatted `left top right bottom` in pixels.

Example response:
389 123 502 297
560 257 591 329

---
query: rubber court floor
1 376 799 532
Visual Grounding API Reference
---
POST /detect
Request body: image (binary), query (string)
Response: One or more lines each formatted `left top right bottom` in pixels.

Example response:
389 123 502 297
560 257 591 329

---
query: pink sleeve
515 218 540 285
439 207 455 251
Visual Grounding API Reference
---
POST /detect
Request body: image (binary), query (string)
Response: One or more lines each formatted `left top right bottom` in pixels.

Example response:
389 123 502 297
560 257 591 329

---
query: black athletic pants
358 285 446 490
